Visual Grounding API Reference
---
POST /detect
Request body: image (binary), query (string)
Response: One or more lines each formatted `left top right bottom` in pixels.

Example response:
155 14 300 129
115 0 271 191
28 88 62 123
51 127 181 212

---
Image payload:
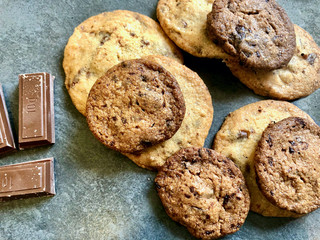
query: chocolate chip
235 25 246 41
141 39 150 47
289 140 296 146
270 190 274 196
228 168 235 178
223 194 231 206
289 147 295 154
307 53 317 65
99 31 111 45
182 20 188 28
297 118 306 128
256 51 261 58
238 130 250 139
266 134 273 147
121 118 127 124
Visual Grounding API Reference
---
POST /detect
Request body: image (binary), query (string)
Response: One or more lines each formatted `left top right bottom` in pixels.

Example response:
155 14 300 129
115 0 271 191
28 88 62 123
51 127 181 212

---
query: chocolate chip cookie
86 59 185 153
255 117 320 214
155 147 250 239
213 100 315 217
63 10 183 115
207 0 296 70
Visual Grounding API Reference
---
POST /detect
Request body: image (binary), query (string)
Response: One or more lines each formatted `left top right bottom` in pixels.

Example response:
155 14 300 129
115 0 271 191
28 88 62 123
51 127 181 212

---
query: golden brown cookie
63 10 183 115
207 0 295 70
225 25 320 100
157 0 228 58
213 100 315 217
86 59 185 153
255 117 320 214
155 147 250 240
124 55 213 170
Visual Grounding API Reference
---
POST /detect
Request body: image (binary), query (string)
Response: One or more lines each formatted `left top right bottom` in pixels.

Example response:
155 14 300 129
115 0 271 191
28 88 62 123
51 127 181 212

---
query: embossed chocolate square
0 157 55 201
18 73 55 149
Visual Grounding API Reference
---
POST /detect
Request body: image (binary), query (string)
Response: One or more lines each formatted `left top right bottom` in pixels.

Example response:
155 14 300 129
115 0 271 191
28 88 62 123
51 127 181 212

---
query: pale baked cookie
207 0 295 70
225 25 320 100
255 117 320 214
86 59 185 153
213 100 315 217
157 0 228 58
124 55 213 170
63 10 183 115
155 148 250 239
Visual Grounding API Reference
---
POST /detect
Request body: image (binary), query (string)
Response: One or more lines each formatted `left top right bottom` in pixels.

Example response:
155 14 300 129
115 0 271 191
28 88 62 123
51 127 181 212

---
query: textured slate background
0 0 319 239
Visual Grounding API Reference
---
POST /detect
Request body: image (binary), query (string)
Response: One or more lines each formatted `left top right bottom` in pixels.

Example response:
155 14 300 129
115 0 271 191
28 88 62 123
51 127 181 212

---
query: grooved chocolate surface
0 84 16 155
18 73 55 149
0 158 55 201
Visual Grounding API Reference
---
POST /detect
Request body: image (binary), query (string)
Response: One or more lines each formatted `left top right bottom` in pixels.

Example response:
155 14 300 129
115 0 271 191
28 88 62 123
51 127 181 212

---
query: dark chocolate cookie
155 147 250 239
255 117 320 214
86 58 186 153
207 0 296 70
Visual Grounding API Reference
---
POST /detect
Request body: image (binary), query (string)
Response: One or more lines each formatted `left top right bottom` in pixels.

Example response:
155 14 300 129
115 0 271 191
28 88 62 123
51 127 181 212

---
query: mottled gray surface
0 0 319 239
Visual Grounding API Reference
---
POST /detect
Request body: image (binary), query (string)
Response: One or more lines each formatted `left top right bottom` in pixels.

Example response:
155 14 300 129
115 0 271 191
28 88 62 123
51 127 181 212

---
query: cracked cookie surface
124 55 213 170
63 10 183 115
207 0 295 70
155 147 250 240
86 59 185 153
255 117 320 214
213 100 315 217
225 25 320 100
157 0 228 58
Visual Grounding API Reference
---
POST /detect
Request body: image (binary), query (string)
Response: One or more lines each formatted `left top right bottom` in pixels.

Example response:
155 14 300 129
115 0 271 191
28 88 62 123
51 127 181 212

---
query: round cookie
124 55 213 170
157 0 228 58
255 117 320 214
155 147 250 240
213 100 315 217
86 59 185 153
225 25 320 100
207 0 296 70
63 10 183 115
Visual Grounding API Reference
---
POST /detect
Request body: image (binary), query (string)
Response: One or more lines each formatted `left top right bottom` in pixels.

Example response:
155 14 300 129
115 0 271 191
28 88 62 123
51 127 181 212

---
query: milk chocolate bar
0 84 16 155
19 73 55 149
0 158 55 201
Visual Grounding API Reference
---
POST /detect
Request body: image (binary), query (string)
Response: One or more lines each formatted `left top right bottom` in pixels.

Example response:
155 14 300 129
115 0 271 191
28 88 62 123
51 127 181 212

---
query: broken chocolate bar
0 158 55 201
19 73 55 149
0 84 16 155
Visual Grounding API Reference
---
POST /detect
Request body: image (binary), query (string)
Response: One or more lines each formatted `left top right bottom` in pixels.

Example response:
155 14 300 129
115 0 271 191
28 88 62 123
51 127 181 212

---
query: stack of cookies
63 10 214 170
62 1 320 239
157 0 320 100
214 100 320 218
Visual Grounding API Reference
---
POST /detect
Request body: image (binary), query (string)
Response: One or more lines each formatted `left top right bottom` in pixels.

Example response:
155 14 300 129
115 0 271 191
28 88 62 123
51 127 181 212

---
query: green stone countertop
0 0 319 239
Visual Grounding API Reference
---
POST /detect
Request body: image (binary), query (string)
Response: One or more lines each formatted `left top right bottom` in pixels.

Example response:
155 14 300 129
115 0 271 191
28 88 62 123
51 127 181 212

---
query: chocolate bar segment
0 158 55 201
0 84 16 155
19 73 55 149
